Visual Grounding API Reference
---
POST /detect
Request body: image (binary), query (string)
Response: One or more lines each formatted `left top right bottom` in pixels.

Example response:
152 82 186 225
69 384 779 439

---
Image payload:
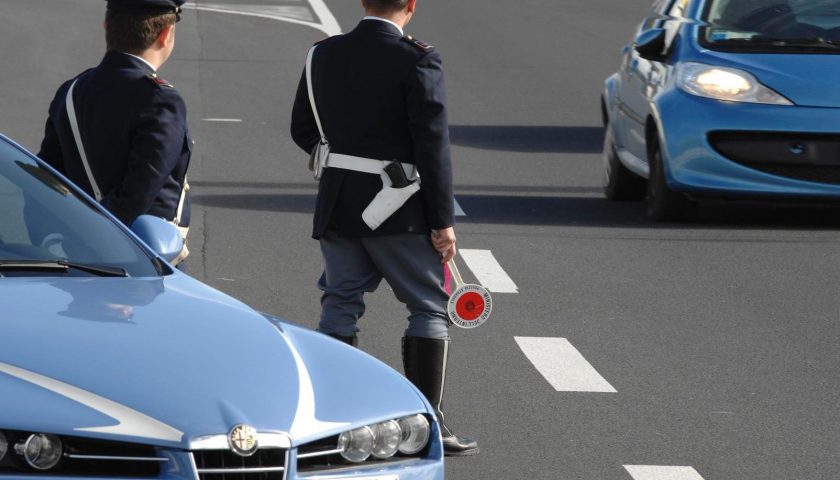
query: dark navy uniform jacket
291 19 454 239
39 50 191 227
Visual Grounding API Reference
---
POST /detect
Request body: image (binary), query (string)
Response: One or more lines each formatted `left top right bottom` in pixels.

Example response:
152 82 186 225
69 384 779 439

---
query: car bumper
656 89 840 199
2 457 444 480
0 436 444 480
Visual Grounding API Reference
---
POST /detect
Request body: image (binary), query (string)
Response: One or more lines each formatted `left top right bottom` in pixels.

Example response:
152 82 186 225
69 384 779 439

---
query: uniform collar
362 16 404 35
356 17 404 37
101 50 157 74
122 53 157 73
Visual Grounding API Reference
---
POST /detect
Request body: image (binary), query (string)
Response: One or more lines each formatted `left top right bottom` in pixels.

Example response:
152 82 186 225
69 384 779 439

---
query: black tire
646 139 695 222
603 129 646 201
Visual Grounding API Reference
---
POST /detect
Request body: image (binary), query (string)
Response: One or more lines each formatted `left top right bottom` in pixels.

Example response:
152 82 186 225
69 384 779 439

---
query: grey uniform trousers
317 231 452 339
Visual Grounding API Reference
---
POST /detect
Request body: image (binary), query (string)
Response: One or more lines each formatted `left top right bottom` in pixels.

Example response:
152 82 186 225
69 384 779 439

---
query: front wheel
603 129 645 201
646 140 695 222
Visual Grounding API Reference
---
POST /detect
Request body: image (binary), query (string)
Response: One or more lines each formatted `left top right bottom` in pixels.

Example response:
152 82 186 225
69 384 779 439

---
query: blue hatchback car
0 133 443 479
602 0 840 220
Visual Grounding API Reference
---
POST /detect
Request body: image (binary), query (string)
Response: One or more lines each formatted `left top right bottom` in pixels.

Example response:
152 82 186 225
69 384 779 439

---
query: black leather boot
322 332 358 347
401 336 479 456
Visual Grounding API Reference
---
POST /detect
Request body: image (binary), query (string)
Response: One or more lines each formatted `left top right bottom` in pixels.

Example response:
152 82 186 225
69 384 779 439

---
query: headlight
370 420 401 459
676 62 792 105
338 426 374 463
0 431 7 461
334 414 430 463
396 414 430 455
15 434 63 470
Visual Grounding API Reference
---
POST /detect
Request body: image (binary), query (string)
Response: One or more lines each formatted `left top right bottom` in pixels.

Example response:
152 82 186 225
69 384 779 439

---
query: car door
616 0 687 163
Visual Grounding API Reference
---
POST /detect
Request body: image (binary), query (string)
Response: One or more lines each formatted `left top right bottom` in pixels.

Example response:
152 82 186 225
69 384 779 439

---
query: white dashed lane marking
459 249 518 293
514 337 617 392
623 466 705 480
202 118 242 122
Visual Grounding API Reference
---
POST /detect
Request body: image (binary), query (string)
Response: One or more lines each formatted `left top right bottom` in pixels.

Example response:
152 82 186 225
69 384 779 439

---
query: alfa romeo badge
228 424 259 457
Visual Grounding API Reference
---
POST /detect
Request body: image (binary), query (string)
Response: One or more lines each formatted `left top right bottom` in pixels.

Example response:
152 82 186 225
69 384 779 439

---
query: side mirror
634 28 668 61
131 215 184 264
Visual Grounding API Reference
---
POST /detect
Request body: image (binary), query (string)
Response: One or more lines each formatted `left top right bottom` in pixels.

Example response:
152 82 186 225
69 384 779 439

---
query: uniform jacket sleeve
406 50 455 230
290 68 321 154
103 88 187 226
37 84 70 173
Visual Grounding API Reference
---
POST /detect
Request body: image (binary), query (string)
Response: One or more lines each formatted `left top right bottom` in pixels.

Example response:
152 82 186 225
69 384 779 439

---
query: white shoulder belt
66 79 189 227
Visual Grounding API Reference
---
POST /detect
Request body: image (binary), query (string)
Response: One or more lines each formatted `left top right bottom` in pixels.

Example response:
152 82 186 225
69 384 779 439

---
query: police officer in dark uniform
37 0 191 264
291 0 478 457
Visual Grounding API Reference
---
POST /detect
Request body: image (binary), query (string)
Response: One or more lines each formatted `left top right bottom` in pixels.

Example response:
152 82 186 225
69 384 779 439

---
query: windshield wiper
0 260 128 277
719 36 840 50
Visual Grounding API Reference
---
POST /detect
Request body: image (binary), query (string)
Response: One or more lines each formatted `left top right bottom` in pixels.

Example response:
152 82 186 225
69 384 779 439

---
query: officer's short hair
362 0 409 14
105 9 177 54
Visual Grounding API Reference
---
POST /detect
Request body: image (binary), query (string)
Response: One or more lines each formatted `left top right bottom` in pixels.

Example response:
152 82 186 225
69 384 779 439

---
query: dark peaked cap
106 0 185 14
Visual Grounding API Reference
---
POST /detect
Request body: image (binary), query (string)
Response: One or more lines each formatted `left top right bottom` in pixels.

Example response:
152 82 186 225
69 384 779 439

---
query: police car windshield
0 138 160 277
702 0 840 52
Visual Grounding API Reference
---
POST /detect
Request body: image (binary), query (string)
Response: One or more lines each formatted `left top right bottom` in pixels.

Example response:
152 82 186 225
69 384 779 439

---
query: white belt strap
66 79 103 202
305 46 327 144
173 175 189 226
328 154 419 180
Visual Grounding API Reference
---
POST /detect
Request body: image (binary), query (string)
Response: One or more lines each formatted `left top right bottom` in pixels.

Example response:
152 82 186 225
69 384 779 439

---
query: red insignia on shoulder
147 73 174 88
402 34 434 52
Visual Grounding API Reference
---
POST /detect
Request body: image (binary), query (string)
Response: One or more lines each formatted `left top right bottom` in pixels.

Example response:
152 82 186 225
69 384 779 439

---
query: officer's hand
431 227 456 264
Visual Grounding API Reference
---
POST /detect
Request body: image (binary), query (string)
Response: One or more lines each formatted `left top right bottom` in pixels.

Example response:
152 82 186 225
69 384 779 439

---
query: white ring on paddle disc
447 283 492 329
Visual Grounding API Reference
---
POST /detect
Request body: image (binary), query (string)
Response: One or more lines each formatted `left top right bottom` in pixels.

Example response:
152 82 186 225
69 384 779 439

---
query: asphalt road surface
2 1 840 479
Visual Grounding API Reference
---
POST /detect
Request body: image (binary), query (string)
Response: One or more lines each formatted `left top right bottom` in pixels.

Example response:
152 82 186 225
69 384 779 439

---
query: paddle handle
447 258 465 287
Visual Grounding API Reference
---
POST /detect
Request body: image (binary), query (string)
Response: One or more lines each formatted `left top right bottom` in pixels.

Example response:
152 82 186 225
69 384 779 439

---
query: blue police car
0 132 443 479
602 0 840 220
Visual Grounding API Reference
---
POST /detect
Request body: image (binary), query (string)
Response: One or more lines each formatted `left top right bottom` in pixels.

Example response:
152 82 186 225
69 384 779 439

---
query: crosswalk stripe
623 466 705 480
459 249 517 293
454 198 465 216
514 337 616 392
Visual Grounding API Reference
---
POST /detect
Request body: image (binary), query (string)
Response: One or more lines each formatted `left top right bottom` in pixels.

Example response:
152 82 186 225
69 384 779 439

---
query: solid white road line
183 1 342 36
202 118 243 122
514 337 617 392
623 466 705 480
459 249 518 293
307 0 342 36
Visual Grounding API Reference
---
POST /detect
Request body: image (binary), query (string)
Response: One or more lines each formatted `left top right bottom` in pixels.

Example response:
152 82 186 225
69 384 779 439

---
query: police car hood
0 275 428 448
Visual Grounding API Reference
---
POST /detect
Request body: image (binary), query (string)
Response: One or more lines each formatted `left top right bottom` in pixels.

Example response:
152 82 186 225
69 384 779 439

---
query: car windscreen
0 140 160 277
700 0 840 53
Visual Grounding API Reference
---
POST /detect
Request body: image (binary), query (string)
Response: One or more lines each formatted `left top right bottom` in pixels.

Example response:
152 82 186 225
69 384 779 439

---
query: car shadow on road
191 188 840 232
193 192 317 213
448 125 604 153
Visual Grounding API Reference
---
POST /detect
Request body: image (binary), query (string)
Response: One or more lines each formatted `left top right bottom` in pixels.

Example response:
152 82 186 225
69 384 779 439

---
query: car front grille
709 131 840 185
192 448 288 480
0 429 164 477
